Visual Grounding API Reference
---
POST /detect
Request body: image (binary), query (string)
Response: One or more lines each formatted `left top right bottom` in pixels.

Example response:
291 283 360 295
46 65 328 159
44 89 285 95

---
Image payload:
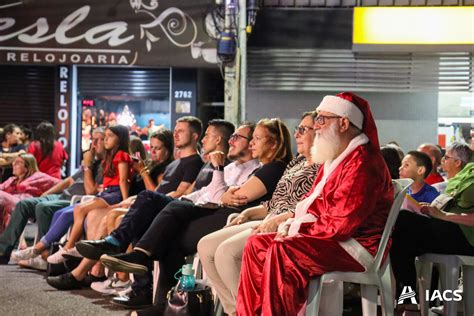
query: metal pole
223 0 240 126
238 0 247 122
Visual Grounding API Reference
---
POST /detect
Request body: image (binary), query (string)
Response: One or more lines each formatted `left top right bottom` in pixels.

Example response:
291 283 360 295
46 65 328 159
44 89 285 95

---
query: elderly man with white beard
235 92 394 315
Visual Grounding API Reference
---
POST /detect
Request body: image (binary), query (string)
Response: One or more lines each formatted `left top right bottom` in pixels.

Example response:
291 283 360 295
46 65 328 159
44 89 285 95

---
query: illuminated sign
82 99 95 107
353 7 474 51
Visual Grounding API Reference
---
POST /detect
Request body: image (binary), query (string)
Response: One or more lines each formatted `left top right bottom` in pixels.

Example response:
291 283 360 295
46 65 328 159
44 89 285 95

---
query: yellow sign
353 7 474 45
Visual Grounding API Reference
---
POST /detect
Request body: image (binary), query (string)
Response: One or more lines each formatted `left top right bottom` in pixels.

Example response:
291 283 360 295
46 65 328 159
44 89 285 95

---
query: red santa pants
236 233 365 316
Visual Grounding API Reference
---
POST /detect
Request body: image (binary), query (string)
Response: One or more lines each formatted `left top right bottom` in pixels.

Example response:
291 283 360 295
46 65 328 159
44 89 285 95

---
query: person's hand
209 151 226 168
132 160 145 173
253 216 284 234
226 213 250 227
82 150 94 168
220 186 247 207
274 224 289 240
420 205 445 219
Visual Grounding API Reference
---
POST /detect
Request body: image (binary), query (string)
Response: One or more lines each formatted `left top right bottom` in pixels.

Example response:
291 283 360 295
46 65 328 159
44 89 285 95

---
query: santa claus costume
236 92 394 315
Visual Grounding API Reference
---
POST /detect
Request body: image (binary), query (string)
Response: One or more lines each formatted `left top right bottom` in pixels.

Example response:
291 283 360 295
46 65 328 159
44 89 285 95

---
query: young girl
47 125 132 263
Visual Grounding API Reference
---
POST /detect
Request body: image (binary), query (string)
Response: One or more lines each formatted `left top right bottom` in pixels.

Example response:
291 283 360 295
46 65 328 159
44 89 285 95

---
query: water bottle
178 264 195 291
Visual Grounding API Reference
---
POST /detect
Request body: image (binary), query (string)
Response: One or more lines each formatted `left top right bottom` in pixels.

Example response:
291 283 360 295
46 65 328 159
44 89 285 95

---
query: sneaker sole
76 242 117 260
18 261 47 271
100 256 148 275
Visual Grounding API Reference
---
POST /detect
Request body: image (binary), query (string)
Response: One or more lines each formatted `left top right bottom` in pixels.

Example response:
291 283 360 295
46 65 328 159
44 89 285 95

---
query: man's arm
82 150 98 195
299 156 392 241
167 182 193 198
41 177 74 197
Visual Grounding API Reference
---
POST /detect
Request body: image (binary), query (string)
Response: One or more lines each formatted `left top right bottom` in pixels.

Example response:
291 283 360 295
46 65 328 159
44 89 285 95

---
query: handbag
163 280 214 316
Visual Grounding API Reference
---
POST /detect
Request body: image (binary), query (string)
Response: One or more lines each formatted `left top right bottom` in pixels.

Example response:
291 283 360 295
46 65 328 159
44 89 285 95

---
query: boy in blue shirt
399 150 440 203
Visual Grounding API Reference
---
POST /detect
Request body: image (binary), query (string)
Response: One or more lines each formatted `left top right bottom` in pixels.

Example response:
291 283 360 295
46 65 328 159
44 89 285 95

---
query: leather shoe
100 250 149 274
47 272 84 290
112 289 152 309
76 239 121 260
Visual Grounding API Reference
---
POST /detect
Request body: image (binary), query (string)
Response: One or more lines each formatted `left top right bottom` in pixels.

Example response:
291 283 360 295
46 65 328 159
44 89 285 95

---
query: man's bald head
418 143 442 169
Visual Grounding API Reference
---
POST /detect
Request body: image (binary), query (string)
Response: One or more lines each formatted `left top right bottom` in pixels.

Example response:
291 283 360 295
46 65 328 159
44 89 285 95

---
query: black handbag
164 280 214 316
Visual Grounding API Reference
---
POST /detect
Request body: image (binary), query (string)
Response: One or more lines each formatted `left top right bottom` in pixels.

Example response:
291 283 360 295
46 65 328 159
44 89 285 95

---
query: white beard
311 124 341 164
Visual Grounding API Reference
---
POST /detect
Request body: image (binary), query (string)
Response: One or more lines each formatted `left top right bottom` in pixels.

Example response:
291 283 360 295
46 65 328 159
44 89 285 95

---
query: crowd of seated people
0 93 473 316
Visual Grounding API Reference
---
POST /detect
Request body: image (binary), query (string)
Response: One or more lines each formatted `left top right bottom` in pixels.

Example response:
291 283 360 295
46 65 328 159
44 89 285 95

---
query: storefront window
80 97 170 152
438 92 474 149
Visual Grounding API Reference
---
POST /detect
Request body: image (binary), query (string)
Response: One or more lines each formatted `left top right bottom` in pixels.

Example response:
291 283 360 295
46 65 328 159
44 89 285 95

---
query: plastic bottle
179 264 196 291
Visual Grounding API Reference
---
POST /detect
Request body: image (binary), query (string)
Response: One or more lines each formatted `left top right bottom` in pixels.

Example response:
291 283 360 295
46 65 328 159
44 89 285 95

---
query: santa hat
316 92 380 151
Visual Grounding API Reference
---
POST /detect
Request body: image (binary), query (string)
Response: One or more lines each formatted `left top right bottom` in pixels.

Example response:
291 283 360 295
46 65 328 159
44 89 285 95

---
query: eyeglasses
315 115 341 125
229 133 251 142
294 126 314 135
443 155 459 161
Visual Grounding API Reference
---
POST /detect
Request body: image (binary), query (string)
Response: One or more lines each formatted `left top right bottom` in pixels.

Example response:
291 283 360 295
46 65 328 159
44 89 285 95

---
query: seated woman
0 154 60 233
197 111 319 315
106 130 175 231
28 122 68 179
99 118 293 310
391 142 474 305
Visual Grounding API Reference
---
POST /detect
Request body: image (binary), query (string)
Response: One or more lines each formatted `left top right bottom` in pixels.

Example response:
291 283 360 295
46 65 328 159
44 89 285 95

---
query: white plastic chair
16 195 93 250
417 254 474 316
305 178 413 316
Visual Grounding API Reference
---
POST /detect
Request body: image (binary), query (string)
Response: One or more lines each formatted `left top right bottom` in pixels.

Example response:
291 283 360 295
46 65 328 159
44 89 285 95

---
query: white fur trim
288 133 369 237
317 95 364 130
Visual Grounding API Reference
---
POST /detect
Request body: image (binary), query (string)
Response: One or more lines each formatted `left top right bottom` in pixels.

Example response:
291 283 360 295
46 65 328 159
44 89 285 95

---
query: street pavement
0 261 128 315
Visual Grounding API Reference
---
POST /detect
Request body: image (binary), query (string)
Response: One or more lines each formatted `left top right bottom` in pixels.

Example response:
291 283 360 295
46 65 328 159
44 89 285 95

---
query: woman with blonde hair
0 154 60 232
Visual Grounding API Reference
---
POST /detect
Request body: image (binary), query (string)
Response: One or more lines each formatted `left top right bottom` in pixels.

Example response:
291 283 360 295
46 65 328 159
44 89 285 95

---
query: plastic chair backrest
372 178 412 271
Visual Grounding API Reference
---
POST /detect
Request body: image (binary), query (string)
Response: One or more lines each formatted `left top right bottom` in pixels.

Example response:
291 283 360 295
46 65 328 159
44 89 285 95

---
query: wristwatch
214 165 224 171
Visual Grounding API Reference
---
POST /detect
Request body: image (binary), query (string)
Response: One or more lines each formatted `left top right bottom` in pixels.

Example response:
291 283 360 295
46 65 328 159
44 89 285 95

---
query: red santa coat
236 141 393 316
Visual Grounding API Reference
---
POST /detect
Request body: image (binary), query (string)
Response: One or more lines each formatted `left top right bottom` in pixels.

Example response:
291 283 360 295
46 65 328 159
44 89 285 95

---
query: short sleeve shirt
408 183 440 204
102 150 132 188
28 141 68 179
240 160 288 210
156 154 204 194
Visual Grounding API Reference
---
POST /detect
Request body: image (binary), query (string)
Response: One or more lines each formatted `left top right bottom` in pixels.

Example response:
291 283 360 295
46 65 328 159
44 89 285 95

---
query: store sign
0 0 217 67
55 65 71 177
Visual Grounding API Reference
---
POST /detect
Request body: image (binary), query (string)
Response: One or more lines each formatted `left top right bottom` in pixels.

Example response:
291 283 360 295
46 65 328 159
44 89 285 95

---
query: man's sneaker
18 257 47 271
10 246 38 263
47 246 82 264
100 251 149 275
91 276 131 295
76 239 122 260
47 272 84 290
